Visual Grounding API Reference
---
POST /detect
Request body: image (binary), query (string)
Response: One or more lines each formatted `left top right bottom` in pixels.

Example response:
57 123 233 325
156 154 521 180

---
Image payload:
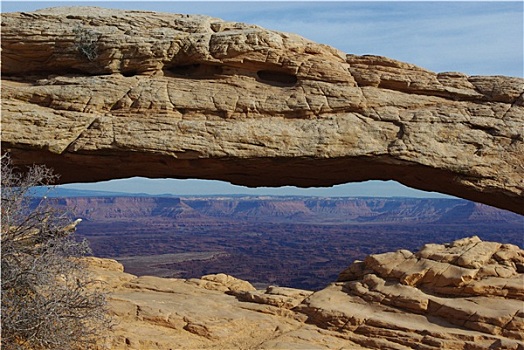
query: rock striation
87 236 523 349
1 7 523 214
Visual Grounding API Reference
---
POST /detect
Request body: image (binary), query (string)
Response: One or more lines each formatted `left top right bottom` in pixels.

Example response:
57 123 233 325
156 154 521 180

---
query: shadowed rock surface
1 7 523 214
88 236 523 349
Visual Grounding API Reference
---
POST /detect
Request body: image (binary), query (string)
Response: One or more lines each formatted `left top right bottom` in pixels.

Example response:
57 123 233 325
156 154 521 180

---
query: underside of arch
4 147 522 215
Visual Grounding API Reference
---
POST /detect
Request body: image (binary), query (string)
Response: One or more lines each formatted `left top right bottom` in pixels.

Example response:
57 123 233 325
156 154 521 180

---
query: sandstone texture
1 7 523 214
87 236 523 349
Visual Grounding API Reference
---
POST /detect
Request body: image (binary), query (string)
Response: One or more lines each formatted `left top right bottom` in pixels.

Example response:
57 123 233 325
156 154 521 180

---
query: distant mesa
49 194 522 291
49 196 523 225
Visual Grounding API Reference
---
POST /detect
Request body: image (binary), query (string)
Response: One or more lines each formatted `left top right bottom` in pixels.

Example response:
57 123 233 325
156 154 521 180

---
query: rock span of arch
1 7 523 214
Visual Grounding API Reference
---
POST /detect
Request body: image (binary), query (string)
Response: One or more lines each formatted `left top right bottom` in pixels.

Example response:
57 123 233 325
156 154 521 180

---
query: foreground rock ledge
88 236 523 349
1 7 523 214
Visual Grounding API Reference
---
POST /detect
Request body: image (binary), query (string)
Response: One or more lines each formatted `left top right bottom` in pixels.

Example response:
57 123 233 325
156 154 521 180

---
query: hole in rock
166 63 223 78
121 70 138 77
256 70 298 86
39 177 523 291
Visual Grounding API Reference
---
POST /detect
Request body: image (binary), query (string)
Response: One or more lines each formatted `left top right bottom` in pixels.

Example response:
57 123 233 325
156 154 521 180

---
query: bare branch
1 154 111 350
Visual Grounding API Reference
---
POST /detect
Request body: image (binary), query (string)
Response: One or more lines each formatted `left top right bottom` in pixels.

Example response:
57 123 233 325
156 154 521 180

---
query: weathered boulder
333 236 524 342
234 285 314 309
1 7 523 214
86 237 523 349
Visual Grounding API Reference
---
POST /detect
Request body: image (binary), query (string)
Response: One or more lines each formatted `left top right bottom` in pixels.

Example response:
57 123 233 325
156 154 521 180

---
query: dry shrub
1 155 110 350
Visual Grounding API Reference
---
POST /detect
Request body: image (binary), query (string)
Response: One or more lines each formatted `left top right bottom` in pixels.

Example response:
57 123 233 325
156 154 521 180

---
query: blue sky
2 1 522 197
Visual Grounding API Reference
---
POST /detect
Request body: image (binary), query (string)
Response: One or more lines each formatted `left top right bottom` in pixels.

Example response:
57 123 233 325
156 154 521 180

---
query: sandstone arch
1 7 523 214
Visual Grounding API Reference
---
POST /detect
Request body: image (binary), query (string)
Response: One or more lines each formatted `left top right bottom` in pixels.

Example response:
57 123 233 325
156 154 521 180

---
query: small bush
73 26 101 61
1 155 110 350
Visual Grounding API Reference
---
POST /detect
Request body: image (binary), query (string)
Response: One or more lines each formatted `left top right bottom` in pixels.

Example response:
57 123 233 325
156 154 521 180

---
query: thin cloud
246 2 523 76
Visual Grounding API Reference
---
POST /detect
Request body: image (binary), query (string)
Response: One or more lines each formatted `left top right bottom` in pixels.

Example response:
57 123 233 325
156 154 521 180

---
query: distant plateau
43 194 523 290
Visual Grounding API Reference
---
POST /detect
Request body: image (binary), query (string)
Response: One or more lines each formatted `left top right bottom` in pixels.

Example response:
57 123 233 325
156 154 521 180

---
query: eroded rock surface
86 237 523 349
1 7 523 213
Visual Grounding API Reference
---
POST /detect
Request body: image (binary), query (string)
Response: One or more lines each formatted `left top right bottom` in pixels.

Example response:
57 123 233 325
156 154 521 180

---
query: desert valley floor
47 195 524 290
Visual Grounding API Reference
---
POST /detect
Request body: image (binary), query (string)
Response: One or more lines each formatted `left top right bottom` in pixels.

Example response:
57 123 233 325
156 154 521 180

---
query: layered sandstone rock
90 258 361 350
1 7 523 214
87 237 523 349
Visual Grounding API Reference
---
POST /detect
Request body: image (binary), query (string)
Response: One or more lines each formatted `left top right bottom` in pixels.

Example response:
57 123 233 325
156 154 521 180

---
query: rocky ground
87 236 523 349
